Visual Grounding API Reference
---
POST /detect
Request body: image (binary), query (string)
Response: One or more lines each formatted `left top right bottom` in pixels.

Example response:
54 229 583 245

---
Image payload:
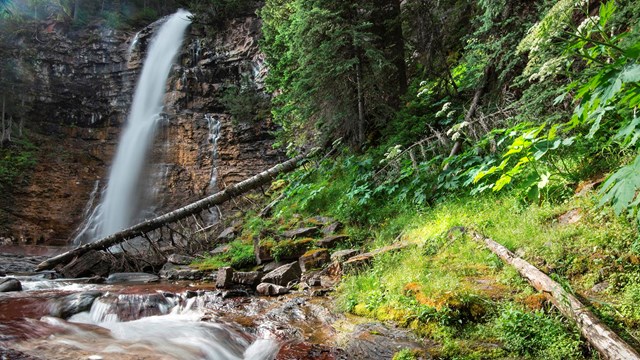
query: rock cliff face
0 13 283 245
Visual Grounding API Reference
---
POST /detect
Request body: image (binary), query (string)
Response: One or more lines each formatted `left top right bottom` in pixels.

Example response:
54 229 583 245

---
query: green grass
192 240 255 270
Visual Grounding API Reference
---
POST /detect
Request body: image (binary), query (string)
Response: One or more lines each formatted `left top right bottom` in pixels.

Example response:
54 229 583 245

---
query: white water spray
74 10 191 244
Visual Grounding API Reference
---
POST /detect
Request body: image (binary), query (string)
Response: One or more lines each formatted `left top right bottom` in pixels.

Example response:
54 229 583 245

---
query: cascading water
74 10 191 244
205 114 222 223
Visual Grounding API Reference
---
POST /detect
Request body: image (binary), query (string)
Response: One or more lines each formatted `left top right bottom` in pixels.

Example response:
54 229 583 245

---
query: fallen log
36 152 310 272
470 230 640 360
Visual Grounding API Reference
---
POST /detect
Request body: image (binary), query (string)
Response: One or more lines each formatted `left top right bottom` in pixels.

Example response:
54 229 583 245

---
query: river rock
0 253 48 274
222 289 249 298
282 227 319 239
49 291 103 319
0 278 22 292
105 272 160 284
0 347 41 360
331 249 361 263
316 235 350 248
322 221 343 235
217 267 234 288
0 269 5 277
167 254 195 265
256 283 289 296
159 263 204 280
217 227 237 243
262 262 301 287
232 271 262 286
299 249 330 272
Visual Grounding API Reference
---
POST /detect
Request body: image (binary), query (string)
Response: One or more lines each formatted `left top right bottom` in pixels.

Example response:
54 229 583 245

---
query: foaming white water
42 292 280 360
74 10 191 244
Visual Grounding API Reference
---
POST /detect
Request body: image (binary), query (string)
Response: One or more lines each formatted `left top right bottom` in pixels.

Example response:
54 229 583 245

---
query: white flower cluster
381 144 403 164
435 102 452 118
446 121 470 141
576 15 600 35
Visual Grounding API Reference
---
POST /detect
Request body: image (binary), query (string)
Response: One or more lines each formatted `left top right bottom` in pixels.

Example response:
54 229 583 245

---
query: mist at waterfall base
73 10 191 245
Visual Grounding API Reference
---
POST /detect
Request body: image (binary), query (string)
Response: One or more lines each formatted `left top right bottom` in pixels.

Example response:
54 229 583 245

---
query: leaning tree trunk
470 231 640 360
36 152 310 271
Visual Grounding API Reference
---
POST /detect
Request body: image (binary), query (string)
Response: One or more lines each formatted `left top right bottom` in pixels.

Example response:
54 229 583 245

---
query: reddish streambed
1 246 426 360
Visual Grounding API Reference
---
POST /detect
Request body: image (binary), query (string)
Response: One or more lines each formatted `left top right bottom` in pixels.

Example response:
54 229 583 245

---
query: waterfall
74 10 191 244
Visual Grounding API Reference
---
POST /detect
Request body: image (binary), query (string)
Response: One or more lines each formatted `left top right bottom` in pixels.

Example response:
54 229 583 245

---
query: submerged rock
262 262 301 287
0 278 22 292
48 291 103 319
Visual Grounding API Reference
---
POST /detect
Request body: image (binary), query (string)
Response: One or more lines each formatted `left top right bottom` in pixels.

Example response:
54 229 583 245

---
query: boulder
299 249 330 272
216 267 234 288
262 262 301 287
322 221 343 235
105 273 160 284
167 254 195 265
232 271 262 286
282 227 319 239
217 227 236 243
0 278 22 292
0 269 5 277
317 235 350 249
210 244 231 256
159 263 205 281
343 243 410 273
262 261 287 273
256 283 289 296
254 238 274 265
48 291 103 318
331 249 361 263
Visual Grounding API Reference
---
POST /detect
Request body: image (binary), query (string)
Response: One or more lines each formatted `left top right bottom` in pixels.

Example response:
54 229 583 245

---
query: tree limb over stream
36 152 312 272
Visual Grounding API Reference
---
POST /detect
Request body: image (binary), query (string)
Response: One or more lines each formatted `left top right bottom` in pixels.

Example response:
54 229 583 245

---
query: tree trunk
442 62 493 171
356 59 365 146
36 153 310 272
1 94 5 145
470 231 640 360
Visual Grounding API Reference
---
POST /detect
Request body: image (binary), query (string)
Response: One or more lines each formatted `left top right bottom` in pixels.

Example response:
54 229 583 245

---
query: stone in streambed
48 291 103 319
105 273 160 284
216 267 234 288
0 278 21 292
262 262 301 287
167 254 195 265
159 263 204 281
256 283 289 296
299 249 330 272
232 271 262 286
